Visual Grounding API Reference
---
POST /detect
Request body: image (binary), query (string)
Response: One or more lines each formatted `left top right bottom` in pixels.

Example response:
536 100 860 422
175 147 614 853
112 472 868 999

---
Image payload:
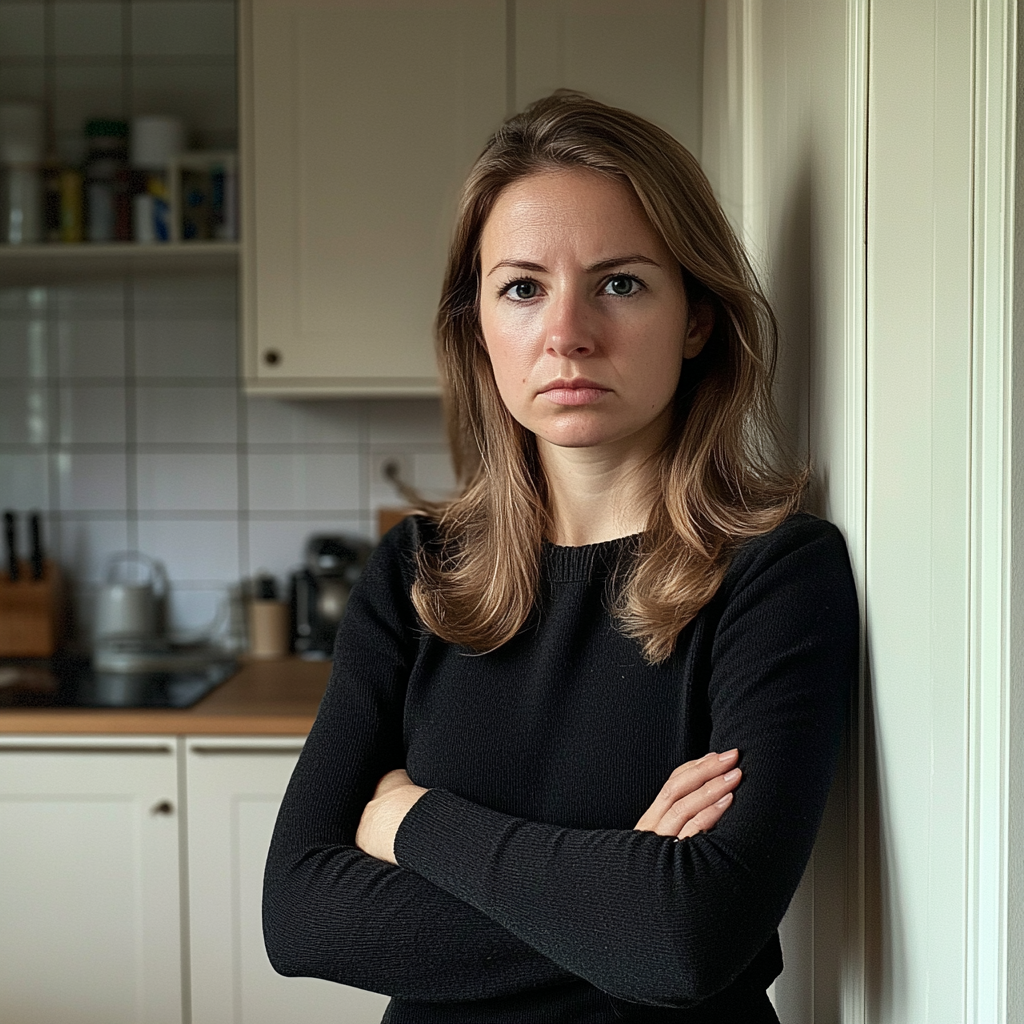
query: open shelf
0 241 239 284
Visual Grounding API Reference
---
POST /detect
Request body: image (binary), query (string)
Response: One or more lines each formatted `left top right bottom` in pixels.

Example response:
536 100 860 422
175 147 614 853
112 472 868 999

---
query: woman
263 91 858 1023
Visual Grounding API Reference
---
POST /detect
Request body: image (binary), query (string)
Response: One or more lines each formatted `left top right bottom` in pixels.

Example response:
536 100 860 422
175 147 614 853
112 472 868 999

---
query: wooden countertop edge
0 657 330 735
0 710 316 735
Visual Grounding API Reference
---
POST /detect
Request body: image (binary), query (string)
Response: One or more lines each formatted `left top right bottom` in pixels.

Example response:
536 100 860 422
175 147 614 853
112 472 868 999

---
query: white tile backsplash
134 318 237 379
0 452 50 508
56 320 126 379
0 384 50 444
136 386 238 444
247 452 362 512
57 451 128 511
137 518 239 584
0 287 48 315
55 281 126 316
245 397 360 446
1 273 454 636
59 385 127 444
0 317 50 379
367 399 446 444
136 451 239 511
412 450 457 500
132 274 236 317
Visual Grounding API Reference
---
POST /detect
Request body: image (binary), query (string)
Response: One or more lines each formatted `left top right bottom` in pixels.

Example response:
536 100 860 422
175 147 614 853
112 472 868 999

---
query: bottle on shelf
0 102 44 245
83 118 130 243
130 115 183 244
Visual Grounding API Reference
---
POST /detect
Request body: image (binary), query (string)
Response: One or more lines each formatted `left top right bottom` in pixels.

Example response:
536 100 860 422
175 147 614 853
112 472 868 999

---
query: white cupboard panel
244 0 507 394
514 0 705 154
0 736 183 1024
186 737 390 1024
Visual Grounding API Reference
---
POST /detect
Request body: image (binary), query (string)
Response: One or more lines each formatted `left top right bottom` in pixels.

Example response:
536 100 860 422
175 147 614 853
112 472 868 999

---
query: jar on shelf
83 118 130 243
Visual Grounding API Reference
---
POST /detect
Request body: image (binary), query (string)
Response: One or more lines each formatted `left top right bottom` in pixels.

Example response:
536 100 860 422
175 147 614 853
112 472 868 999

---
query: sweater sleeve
392 518 858 1008
261 522 574 1001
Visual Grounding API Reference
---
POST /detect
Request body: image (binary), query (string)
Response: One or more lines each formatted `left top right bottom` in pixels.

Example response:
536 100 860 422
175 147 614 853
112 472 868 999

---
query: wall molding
966 0 1017 1020
843 1 870 1019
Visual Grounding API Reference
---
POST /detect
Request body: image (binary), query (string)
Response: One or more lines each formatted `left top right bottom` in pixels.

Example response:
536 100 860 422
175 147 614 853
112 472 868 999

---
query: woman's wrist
356 780 429 865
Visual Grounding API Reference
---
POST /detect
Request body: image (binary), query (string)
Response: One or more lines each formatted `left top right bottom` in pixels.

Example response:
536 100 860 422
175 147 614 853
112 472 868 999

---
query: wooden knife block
0 560 63 657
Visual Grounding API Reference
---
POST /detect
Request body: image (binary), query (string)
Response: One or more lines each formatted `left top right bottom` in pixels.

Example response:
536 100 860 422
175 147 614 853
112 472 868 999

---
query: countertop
0 658 331 735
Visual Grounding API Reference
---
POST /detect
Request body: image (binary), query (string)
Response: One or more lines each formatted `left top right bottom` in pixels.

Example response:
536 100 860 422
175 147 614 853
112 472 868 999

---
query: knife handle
29 512 43 581
3 511 18 582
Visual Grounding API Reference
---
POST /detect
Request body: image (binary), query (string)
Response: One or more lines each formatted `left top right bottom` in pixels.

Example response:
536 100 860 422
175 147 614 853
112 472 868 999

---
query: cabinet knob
151 800 174 815
262 349 281 366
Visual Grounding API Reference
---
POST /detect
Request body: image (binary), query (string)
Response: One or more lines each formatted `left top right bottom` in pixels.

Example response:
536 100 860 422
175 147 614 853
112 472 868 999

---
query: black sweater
263 513 859 1023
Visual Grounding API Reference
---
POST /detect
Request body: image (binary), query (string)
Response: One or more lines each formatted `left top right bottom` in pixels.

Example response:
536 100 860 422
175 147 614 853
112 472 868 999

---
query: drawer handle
0 744 174 755
189 744 305 755
151 800 174 815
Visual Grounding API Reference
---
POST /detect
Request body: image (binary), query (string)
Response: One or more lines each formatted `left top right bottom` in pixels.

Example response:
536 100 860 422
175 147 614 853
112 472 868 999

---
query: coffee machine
290 534 372 657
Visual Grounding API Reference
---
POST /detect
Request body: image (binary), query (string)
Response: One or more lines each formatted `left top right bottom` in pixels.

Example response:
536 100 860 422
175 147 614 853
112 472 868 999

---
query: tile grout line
124 277 138 552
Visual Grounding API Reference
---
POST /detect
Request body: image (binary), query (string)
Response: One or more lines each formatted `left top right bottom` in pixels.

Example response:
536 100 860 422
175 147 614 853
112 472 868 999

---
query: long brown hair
412 91 805 664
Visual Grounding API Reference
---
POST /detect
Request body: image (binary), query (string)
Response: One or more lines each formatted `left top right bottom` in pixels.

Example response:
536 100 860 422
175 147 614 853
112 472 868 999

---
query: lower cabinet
0 735 185 1024
0 734 390 1024
185 736 390 1024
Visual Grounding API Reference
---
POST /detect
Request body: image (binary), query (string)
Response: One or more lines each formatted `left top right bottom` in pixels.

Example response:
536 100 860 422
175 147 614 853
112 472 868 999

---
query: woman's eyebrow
486 259 546 277
586 254 662 272
485 253 662 277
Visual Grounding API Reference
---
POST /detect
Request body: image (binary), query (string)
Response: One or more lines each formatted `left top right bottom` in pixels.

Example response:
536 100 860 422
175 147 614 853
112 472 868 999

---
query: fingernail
723 768 741 782
715 793 732 807
718 750 738 761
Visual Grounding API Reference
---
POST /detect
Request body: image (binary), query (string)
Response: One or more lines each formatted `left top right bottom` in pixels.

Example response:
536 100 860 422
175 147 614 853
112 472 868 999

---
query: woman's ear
682 299 714 360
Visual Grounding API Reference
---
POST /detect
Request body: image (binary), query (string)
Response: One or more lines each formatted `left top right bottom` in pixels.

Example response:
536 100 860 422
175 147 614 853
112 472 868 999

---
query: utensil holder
0 559 62 657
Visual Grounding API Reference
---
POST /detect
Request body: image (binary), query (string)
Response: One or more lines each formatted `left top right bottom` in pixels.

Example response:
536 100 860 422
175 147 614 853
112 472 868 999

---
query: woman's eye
507 280 539 300
605 275 640 296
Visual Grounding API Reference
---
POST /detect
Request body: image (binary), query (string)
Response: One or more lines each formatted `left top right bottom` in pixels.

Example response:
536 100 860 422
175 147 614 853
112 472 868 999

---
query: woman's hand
634 750 742 839
355 768 429 865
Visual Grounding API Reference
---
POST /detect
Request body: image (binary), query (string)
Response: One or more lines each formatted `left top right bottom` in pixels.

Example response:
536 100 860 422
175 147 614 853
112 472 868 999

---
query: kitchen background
0 0 455 648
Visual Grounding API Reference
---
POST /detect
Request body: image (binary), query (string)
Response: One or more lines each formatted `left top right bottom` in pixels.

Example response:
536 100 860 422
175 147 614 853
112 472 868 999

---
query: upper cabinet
240 0 705 396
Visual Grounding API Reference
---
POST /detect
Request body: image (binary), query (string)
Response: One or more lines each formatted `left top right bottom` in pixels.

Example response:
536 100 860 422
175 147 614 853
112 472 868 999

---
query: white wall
752 1 867 1020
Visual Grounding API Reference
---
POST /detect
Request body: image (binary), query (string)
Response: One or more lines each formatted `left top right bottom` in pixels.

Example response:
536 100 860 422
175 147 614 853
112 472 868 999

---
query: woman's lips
538 379 610 406
541 387 609 406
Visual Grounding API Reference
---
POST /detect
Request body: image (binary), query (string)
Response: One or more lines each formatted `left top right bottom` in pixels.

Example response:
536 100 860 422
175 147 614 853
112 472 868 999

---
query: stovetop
0 656 237 709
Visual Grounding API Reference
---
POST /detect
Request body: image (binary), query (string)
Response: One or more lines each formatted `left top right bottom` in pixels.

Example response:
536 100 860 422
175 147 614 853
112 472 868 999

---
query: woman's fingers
633 749 739 831
650 767 741 837
676 791 733 840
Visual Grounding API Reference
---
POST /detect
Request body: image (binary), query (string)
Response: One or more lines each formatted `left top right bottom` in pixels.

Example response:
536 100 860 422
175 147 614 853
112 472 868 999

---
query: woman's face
478 168 711 453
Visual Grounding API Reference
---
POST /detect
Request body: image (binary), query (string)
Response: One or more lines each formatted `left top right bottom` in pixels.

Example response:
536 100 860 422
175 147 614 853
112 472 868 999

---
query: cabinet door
0 735 183 1024
514 0 705 155
241 0 507 396
185 737 390 1024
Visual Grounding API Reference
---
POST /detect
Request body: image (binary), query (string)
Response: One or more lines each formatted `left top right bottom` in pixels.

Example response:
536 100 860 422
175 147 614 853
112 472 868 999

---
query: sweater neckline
541 533 641 583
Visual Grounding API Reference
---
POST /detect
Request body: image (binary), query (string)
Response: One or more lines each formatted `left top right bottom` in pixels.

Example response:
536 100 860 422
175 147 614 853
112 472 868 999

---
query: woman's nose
544 290 596 358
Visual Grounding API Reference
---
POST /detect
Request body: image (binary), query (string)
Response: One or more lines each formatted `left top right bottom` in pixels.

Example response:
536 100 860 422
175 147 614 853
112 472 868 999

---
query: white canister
130 115 184 170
